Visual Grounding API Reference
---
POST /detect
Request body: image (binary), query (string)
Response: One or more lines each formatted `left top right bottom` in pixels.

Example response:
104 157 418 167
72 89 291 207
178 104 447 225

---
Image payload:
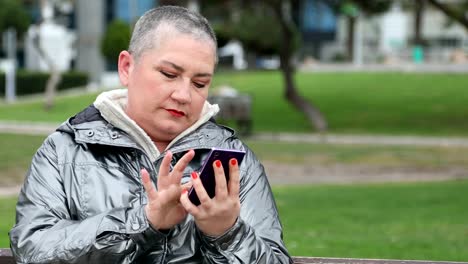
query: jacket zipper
133 148 170 262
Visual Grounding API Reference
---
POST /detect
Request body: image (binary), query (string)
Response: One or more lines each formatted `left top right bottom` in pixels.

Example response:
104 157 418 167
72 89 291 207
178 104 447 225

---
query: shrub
0 0 30 36
0 70 89 97
100 19 131 65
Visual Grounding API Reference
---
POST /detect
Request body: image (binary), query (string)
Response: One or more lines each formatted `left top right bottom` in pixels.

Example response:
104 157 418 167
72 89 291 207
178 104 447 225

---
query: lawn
213 71 468 136
0 134 46 186
246 140 468 167
275 180 468 261
1 69 468 261
2 133 468 186
0 196 16 249
1 180 467 261
1 71 468 136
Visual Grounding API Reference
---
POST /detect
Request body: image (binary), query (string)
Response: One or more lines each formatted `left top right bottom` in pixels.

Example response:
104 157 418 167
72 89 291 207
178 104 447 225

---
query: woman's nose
171 80 192 104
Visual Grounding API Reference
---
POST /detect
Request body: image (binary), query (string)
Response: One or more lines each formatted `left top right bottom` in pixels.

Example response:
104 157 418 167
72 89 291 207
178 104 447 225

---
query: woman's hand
142 150 195 230
180 158 241 237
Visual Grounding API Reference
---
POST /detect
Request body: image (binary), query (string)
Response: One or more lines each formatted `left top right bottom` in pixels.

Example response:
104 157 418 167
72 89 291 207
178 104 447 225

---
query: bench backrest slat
1 249 467 264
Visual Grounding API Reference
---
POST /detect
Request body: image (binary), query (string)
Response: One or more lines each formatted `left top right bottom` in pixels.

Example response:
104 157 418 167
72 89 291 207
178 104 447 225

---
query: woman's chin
155 122 188 139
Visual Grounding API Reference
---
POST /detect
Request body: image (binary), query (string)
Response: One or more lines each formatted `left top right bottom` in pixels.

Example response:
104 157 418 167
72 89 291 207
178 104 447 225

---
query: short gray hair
129 5 217 61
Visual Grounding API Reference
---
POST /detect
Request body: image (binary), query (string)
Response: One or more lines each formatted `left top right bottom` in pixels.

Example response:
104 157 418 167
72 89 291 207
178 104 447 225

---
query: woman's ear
118 51 133 87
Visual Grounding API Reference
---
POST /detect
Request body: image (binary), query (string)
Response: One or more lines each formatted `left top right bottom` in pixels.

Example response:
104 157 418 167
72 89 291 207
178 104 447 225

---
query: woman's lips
166 109 185 117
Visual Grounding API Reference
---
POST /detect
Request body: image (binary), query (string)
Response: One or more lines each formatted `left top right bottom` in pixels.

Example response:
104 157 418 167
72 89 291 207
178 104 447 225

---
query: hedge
0 70 89 97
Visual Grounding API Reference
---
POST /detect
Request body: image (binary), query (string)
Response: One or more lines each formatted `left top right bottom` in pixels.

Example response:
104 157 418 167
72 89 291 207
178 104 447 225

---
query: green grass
213 71 468 136
1 71 468 136
275 180 468 261
2 133 468 186
245 140 468 167
0 133 46 186
0 196 16 248
1 181 467 261
0 92 98 122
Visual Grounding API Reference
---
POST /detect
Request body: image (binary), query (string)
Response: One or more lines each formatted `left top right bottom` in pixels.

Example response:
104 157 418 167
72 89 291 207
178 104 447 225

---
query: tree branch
427 0 468 30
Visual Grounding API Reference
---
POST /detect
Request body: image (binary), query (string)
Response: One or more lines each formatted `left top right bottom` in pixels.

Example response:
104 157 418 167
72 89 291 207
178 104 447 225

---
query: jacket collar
58 113 234 159
58 89 222 162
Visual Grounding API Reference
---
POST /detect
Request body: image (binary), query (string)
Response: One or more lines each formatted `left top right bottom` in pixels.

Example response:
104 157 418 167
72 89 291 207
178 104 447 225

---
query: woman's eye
193 82 206 89
161 71 176 79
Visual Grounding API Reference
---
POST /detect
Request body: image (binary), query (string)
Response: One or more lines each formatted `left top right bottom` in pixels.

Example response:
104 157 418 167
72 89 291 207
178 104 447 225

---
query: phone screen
188 148 246 206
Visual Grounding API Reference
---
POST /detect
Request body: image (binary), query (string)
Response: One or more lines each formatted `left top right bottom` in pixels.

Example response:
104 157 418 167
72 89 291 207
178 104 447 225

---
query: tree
413 0 426 46
427 0 468 31
0 0 31 58
29 0 75 110
334 0 392 61
266 0 327 131
100 19 131 67
202 0 327 132
32 0 62 110
0 0 30 103
0 0 30 36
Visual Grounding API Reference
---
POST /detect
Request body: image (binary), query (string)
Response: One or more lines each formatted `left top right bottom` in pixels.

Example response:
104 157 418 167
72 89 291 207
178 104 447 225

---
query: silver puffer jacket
9 105 292 264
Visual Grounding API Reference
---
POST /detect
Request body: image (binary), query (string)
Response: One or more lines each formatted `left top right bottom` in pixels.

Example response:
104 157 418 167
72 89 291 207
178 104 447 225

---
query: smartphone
188 148 246 206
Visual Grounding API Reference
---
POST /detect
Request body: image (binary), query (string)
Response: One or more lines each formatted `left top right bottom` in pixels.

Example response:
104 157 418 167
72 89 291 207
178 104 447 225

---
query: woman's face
119 33 216 144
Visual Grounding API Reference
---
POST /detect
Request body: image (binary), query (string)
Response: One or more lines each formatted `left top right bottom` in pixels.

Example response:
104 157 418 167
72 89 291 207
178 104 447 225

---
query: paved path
299 62 468 74
0 121 60 136
250 132 468 148
0 186 21 197
2 120 468 148
1 120 468 197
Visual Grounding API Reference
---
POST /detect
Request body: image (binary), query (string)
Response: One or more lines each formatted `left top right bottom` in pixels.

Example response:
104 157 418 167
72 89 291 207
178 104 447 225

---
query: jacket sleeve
9 134 167 264
198 145 293 264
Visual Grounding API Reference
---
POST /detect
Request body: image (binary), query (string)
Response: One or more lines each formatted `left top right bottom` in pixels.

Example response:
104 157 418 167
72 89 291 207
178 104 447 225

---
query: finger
171 149 195 175
141 168 158 201
181 182 193 191
191 171 211 205
213 160 228 197
179 189 200 216
158 150 173 177
228 158 240 197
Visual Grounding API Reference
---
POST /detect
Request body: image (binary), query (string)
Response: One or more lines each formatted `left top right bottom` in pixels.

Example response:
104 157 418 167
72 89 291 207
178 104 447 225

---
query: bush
213 6 301 57
100 19 131 65
0 0 30 36
0 70 89 97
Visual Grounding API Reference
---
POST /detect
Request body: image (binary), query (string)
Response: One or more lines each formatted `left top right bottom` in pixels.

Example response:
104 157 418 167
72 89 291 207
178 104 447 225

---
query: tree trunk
270 0 327 132
44 67 62 110
346 15 356 62
31 29 62 111
427 0 468 30
414 0 425 45
282 65 327 132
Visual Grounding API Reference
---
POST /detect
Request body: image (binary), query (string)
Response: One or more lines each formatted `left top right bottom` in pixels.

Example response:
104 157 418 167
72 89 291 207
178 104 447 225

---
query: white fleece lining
94 89 219 162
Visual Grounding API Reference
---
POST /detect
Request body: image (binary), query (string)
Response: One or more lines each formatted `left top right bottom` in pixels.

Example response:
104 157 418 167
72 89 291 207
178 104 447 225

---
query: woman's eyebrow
161 60 184 72
194 73 213 78
160 60 213 78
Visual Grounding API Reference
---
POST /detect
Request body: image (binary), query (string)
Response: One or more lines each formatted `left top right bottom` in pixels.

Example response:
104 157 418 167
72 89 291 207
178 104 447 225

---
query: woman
10 6 292 264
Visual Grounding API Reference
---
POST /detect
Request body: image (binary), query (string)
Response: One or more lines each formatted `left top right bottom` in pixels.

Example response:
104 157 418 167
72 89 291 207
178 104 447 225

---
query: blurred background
0 0 467 261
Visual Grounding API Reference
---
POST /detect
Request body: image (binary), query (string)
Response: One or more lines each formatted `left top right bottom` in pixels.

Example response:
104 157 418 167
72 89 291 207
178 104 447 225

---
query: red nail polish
191 171 198 179
182 189 188 194
215 160 221 168
230 159 237 166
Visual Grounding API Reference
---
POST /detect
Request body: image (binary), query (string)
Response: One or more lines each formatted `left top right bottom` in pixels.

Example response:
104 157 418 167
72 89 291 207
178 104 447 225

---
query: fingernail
191 171 198 179
230 158 237 166
215 160 221 168
182 189 188 194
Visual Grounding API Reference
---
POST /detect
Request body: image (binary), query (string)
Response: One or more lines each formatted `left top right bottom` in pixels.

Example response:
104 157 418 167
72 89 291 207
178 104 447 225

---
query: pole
4 28 17 103
353 17 363 66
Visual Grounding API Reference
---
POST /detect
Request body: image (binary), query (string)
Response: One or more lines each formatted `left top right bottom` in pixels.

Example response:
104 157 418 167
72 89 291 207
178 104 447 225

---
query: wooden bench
208 94 253 136
1 248 466 264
